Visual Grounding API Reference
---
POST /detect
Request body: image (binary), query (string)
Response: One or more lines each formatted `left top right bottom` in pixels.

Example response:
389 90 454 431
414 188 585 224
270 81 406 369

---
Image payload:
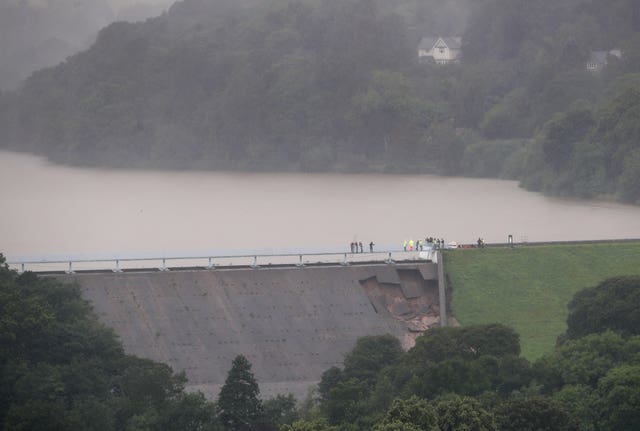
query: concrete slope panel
61 265 414 400
419 264 438 280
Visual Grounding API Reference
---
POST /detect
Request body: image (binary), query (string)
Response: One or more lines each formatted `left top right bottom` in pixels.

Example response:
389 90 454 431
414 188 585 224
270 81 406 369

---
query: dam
53 258 444 400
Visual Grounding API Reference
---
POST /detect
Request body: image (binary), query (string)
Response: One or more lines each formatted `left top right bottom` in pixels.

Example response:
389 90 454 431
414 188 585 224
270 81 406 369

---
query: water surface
2 150 640 260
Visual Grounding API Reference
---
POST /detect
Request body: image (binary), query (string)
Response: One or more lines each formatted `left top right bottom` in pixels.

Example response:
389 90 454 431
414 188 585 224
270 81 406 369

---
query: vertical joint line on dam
438 250 447 327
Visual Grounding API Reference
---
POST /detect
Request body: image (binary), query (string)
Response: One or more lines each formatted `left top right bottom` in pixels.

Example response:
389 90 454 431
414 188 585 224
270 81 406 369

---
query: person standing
369 241 374 252
359 242 363 253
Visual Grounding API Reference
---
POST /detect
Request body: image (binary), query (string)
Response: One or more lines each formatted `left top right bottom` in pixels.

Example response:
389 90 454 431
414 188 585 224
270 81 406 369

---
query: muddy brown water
2 150 640 261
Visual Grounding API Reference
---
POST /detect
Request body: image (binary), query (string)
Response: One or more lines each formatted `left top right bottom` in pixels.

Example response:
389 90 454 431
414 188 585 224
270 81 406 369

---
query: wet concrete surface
56 262 440 400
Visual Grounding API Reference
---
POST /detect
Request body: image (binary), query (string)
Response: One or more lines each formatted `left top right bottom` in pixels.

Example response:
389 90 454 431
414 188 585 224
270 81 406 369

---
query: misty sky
16 0 174 14
107 0 173 14
0 0 175 89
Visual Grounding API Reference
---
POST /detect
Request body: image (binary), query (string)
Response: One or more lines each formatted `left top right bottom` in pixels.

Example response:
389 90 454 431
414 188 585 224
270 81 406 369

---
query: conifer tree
217 355 265 431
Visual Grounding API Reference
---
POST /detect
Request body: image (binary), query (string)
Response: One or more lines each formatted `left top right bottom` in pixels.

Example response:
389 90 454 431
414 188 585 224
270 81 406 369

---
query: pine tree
217 355 265 431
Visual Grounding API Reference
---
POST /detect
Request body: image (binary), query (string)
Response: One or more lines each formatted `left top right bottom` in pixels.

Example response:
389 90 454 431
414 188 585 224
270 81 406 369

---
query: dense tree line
0 254 222 430
0 251 301 430
2 252 640 429
0 0 639 201
283 276 640 431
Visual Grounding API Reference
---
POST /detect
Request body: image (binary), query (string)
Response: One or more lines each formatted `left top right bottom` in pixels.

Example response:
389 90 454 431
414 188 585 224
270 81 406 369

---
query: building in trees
417 37 462 64
586 49 622 71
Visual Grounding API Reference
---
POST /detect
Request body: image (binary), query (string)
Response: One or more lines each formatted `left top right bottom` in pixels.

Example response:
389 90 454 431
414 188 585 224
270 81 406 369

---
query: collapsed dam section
55 260 445 400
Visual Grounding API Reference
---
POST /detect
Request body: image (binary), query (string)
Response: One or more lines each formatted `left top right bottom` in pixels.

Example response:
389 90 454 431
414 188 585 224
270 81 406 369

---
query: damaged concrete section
57 262 440 401
358 267 441 348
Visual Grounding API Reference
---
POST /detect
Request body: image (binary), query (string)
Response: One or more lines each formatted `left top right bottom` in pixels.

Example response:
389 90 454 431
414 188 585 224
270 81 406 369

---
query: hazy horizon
8 0 174 14
0 0 175 89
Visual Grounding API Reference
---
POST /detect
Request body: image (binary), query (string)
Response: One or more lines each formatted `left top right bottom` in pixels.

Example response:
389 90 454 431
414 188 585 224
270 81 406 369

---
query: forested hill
1 0 640 202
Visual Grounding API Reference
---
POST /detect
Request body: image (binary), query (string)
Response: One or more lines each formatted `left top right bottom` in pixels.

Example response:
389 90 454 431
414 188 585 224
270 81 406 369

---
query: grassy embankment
444 242 640 360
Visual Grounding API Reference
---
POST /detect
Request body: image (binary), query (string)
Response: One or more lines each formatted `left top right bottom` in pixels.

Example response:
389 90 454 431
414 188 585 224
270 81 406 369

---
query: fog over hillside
0 0 173 90
108 0 173 20
1 0 639 203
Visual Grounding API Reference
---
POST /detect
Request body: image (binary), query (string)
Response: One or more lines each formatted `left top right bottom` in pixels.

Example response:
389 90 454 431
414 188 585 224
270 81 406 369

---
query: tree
349 71 432 160
493 354 533 396
621 34 640 72
534 331 640 390
541 103 595 171
374 396 438 431
552 385 601 431
595 86 640 189
412 357 493 398
263 394 298 427
566 276 640 339
480 88 531 139
217 355 265 431
374 422 421 431
435 395 496 431
342 334 403 387
3 0 640 205
280 419 337 431
421 119 470 175
408 325 521 364
618 149 640 203
318 367 344 402
565 140 606 198
322 378 369 425
126 392 220 431
598 365 640 430
495 397 578 431
0 253 219 430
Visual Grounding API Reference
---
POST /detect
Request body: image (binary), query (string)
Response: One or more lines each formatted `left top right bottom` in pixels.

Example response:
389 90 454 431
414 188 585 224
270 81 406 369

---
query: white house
586 49 622 71
418 37 462 64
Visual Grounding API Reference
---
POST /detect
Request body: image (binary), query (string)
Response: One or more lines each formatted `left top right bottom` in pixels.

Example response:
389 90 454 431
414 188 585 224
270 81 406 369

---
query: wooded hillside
1 0 639 202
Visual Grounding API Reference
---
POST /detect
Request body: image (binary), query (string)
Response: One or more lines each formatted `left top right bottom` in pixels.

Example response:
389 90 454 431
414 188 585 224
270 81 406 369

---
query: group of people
403 237 445 251
348 237 487 253
350 241 375 253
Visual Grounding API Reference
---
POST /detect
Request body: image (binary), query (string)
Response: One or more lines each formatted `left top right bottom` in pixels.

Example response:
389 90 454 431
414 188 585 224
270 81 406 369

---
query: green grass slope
444 242 640 360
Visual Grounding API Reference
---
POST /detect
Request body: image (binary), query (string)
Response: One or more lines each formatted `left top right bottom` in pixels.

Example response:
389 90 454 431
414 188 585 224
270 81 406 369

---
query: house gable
418 36 462 64
587 49 622 71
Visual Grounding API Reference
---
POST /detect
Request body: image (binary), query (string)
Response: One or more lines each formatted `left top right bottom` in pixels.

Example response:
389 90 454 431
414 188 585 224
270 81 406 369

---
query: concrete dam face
59 262 441 400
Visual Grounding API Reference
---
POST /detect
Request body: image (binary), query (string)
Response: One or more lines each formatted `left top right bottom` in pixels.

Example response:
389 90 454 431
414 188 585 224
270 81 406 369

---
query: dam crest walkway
7 248 437 274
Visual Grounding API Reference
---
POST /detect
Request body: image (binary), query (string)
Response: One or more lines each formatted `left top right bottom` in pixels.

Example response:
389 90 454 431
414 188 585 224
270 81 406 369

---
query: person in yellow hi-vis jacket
403 240 408 251
409 239 415 251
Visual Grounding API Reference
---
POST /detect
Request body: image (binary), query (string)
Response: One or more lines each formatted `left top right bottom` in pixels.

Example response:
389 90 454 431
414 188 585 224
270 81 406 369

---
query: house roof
609 49 622 59
589 49 622 64
589 51 608 64
418 36 462 51
441 37 462 49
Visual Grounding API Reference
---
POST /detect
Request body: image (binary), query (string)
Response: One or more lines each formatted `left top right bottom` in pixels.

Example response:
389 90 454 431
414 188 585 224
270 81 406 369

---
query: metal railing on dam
6 249 437 274
9 238 640 274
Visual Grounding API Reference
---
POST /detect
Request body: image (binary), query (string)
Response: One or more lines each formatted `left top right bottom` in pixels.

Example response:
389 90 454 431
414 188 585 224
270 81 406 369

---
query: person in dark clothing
359 242 363 253
369 241 374 252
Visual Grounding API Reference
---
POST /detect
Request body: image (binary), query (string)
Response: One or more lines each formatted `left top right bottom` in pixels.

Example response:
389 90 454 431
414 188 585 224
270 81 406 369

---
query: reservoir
2 150 640 261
